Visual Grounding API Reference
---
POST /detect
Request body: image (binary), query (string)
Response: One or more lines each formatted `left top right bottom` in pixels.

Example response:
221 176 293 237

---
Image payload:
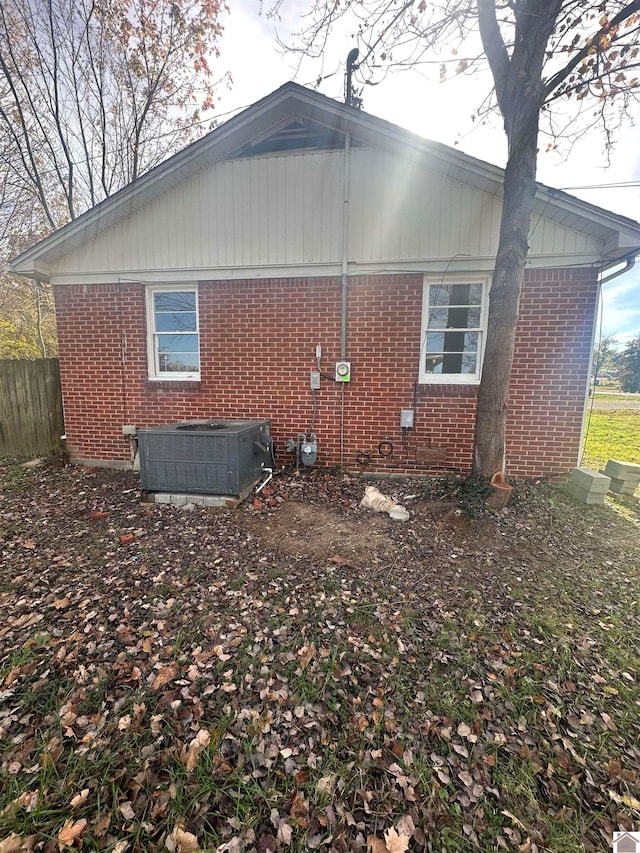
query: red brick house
11 83 640 478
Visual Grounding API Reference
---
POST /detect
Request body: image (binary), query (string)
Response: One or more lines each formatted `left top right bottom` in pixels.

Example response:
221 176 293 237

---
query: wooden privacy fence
0 359 64 457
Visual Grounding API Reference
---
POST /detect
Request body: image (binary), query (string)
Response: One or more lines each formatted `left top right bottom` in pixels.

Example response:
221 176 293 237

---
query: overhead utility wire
560 181 640 190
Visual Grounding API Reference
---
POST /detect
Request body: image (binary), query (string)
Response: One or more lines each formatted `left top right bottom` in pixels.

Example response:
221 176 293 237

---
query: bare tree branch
0 0 227 358
542 0 640 100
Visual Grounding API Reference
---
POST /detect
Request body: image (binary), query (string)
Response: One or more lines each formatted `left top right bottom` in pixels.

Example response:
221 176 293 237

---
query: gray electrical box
310 370 321 390
139 419 272 496
400 409 414 428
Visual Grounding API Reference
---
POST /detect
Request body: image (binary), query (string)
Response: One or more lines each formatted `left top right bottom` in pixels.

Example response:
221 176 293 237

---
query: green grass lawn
591 392 630 402
582 409 640 470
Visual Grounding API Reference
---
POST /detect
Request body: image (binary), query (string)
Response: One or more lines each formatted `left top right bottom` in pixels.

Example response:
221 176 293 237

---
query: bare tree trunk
472 125 538 475
472 0 559 476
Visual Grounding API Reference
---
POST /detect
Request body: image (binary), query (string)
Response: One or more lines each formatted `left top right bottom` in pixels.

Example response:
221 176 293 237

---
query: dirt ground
244 500 399 565
244 475 500 567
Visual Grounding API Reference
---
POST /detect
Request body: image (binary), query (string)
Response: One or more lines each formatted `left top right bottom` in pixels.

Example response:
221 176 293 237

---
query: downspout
578 253 636 464
340 131 351 469
341 131 351 360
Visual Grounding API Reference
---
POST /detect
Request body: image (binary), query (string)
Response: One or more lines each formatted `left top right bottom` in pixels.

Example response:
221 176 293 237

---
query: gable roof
10 81 640 281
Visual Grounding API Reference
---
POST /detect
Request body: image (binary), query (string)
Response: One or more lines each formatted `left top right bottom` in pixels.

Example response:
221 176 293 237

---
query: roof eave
10 83 511 274
9 258 51 282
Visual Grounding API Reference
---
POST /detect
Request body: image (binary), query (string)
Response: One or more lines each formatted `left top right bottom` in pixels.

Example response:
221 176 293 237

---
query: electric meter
335 361 351 382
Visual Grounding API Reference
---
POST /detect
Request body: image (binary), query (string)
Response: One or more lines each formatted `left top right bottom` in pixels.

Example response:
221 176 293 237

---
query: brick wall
54 268 598 477
508 267 598 477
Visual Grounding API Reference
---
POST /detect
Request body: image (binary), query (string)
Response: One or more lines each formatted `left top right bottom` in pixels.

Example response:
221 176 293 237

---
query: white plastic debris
360 485 409 521
388 506 410 521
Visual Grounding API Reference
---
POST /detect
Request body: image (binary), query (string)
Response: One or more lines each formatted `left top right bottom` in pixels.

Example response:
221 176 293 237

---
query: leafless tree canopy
268 0 640 141
0 0 227 356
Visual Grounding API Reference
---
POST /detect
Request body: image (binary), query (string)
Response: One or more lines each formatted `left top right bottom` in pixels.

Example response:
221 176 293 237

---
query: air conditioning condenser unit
138 419 272 497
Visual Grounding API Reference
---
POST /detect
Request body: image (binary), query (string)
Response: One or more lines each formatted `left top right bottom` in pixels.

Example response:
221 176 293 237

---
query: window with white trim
146 286 200 380
419 276 490 383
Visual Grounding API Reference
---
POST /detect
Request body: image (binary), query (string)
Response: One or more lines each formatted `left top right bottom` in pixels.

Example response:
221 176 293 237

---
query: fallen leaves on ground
57 817 88 846
0 461 639 851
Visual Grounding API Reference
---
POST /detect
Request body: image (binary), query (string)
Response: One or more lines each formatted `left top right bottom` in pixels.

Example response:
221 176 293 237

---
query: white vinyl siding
146 285 200 381
420 276 490 384
48 148 606 280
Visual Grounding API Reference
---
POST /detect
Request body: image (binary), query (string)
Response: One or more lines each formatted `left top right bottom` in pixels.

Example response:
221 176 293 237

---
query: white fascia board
49 263 345 286
603 229 640 258
9 260 52 283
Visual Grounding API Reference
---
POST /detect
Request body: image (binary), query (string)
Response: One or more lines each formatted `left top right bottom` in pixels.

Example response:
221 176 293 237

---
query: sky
211 2 640 346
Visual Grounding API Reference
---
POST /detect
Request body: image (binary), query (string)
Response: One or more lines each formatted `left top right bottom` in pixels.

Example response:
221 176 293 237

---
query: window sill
416 382 479 396
145 380 201 392
420 377 481 382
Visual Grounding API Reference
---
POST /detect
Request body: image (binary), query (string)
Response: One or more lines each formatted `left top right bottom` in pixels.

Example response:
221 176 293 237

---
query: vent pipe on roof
345 48 362 109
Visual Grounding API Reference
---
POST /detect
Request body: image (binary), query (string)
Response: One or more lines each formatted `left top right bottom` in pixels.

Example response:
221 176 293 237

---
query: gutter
600 253 636 284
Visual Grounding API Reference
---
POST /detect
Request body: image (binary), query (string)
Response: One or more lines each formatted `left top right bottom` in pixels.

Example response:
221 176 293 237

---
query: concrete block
568 467 611 493
604 460 640 480
142 492 241 508
200 496 230 507
566 482 608 504
607 476 640 495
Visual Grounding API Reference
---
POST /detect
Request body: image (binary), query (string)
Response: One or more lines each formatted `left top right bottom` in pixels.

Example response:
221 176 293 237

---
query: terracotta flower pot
486 471 513 509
